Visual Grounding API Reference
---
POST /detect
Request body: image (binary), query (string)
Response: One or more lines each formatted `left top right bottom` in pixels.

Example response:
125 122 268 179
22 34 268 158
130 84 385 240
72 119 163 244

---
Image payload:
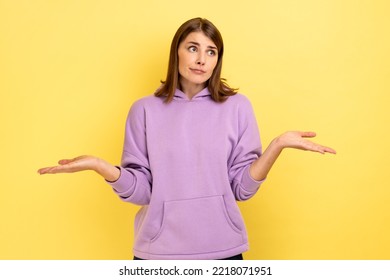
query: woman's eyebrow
187 41 217 49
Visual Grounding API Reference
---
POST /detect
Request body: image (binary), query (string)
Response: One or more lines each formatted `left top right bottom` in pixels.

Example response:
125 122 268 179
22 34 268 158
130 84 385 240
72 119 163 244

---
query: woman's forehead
181 31 217 48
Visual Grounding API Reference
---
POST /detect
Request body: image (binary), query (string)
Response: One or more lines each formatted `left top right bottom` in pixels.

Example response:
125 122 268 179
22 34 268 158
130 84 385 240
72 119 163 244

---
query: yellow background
1 0 389 259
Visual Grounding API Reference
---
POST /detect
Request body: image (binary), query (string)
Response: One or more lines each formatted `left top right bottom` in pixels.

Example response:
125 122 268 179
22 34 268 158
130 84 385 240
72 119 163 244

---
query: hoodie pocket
149 195 244 255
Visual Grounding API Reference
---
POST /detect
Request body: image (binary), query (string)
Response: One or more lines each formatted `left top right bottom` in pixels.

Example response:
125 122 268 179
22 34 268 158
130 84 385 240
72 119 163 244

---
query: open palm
37 155 98 175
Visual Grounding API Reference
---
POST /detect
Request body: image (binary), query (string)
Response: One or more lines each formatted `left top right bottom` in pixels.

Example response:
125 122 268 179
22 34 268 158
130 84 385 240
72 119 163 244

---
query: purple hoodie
108 87 264 259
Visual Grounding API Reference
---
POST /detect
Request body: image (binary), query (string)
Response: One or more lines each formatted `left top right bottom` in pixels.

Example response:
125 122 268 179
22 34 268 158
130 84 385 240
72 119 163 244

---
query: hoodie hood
173 87 211 101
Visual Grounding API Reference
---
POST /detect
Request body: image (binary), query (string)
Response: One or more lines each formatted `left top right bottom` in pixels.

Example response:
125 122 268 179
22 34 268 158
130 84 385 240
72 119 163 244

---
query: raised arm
249 131 336 181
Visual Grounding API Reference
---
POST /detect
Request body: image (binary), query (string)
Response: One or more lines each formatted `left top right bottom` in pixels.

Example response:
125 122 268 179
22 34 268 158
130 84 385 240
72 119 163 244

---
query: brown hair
154 17 237 103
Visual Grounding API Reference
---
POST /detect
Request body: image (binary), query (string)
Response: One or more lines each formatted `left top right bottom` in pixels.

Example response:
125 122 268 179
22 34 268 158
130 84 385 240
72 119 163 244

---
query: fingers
58 158 74 165
297 131 336 154
38 164 77 174
37 167 48 174
38 156 94 175
307 143 337 155
58 155 87 164
37 166 60 175
38 158 73 174
38 158 75 174
323 146 337 154
300 131 316 138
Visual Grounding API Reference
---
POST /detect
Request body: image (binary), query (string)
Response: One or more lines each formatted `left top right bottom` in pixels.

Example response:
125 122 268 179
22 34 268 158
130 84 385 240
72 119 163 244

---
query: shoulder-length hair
154 17 237 103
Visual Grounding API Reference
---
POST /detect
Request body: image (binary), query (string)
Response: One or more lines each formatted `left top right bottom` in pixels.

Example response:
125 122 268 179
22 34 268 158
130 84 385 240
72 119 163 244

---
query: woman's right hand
38 155 120 182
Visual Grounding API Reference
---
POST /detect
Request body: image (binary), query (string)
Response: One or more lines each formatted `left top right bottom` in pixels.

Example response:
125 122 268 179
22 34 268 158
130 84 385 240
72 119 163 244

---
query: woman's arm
37 155 120 182
249 131 336 181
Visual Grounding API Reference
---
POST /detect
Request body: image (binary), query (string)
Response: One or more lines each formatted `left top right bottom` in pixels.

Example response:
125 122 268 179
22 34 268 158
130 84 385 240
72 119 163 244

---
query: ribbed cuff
241 165 266 192
106 166 135 193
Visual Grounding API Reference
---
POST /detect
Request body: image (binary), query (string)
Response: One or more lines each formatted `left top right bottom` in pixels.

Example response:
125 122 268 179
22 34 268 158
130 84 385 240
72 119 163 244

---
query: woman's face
177 31 218 92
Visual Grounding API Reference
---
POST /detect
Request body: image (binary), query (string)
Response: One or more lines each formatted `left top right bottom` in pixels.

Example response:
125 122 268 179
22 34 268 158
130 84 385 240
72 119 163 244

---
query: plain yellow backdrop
1 0 389 259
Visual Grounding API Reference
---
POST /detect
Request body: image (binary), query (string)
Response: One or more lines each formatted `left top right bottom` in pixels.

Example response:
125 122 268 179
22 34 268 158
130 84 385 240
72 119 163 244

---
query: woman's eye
188 46 197 52
208 50 216 56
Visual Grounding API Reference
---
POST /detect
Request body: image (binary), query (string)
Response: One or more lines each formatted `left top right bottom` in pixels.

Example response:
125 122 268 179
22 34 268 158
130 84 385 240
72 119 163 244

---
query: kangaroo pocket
149 195 244 255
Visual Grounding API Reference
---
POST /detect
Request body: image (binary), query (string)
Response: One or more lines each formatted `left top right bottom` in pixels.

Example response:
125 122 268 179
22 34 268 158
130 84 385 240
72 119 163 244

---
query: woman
38 18 336 260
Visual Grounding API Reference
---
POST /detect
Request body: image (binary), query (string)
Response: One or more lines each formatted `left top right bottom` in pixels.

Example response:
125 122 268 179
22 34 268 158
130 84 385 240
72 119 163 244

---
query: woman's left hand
276 131 336 154
249 131 335 181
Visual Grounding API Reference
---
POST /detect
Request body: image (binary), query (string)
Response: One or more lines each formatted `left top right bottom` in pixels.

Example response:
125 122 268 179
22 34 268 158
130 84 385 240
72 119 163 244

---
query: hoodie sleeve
107 100 152 205
228 96 265 201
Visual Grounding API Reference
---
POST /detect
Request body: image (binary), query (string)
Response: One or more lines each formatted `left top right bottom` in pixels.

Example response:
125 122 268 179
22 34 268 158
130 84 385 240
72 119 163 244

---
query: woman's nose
196 53 206 65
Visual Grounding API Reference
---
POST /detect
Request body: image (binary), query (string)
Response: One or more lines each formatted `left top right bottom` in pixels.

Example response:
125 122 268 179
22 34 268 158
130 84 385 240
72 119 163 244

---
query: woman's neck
179 81 206 100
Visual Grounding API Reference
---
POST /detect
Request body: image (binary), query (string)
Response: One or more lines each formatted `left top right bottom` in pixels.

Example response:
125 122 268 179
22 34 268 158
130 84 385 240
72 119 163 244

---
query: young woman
38 18 336 260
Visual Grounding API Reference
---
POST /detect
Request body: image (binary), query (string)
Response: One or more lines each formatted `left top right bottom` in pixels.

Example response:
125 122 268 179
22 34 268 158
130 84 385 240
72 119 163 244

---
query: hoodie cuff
105 166 135 193
241 165 266 192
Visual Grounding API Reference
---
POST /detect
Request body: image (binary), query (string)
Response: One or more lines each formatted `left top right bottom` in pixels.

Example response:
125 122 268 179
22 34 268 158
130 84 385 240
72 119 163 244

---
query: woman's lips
190 68 206 74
